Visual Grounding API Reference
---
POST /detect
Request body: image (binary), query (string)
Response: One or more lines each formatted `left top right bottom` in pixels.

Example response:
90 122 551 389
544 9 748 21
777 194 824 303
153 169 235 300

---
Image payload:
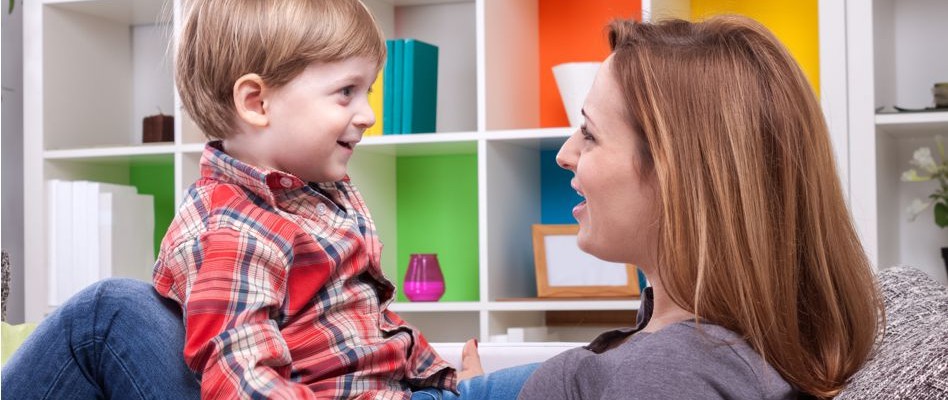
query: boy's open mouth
337 141 355 150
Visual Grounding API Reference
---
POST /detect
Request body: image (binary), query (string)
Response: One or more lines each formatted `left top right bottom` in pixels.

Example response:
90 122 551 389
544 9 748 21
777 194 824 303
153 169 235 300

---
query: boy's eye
341 85 355 97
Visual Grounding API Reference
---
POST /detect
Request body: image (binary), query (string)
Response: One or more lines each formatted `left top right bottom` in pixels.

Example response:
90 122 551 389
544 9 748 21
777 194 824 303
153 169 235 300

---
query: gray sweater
518 289 797 400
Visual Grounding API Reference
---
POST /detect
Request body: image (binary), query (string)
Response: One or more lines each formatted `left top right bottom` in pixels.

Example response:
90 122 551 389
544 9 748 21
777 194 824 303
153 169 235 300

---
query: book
365 71 384 136
47 180 72 306
383 40 396 135
95 183 142 279
101 190 155 281
393 39 405 134
47 180 155 306
71 181 97 302
506 326 559 342
402 39 438 134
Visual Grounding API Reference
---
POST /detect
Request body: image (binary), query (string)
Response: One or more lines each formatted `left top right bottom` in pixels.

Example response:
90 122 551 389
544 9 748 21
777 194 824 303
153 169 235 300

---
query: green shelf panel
128 157 175 257
395 154 478 302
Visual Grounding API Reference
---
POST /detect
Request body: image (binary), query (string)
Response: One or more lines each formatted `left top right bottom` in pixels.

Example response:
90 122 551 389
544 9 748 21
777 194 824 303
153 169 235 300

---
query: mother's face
555 55 661 268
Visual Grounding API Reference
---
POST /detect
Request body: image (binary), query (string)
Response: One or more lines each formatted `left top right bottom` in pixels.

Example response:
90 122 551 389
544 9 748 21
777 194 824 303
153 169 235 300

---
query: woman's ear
233 73 269 127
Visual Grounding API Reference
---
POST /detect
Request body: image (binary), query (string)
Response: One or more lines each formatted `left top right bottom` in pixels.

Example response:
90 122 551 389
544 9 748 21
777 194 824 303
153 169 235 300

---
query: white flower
910 147 938 173
901 169 931 182
906 198 933 222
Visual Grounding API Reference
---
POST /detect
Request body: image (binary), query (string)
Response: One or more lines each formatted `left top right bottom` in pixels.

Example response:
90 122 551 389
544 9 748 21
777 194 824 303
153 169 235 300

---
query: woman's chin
575 231 595 255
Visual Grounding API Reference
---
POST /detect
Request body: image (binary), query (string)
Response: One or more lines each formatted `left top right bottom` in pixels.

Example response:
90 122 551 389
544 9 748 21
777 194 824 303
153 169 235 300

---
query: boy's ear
233 73 269 127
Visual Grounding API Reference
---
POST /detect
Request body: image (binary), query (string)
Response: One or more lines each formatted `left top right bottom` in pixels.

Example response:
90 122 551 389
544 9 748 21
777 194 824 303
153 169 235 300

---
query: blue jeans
1 278 201 399
410 363 540 400
2 278 538 399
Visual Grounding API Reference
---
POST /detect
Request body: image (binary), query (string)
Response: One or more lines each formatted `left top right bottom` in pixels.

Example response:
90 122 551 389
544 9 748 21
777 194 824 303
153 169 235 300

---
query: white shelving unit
33 0 932 342
25 0 670 342
843 0 948 283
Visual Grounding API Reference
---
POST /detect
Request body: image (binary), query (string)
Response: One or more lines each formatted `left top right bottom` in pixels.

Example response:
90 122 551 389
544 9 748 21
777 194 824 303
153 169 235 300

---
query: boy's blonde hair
176 0 386 140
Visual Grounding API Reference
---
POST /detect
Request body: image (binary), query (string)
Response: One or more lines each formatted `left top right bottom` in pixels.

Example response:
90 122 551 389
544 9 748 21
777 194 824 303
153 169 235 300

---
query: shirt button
317 203 328 215
279 177 294 188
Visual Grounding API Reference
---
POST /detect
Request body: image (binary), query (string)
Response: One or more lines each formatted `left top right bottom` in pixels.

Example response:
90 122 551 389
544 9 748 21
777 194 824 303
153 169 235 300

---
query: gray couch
836 266 948 399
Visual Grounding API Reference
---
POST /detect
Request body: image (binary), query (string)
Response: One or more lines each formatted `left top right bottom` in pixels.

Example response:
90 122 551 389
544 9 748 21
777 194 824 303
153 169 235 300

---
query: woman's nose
556 132 579 171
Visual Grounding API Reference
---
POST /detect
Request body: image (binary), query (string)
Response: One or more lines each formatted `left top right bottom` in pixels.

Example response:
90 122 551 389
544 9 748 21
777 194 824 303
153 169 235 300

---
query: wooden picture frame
532 224 640 298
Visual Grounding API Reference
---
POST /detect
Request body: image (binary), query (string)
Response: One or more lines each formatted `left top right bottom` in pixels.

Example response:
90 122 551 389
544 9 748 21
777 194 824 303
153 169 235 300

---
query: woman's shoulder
605 321 796 399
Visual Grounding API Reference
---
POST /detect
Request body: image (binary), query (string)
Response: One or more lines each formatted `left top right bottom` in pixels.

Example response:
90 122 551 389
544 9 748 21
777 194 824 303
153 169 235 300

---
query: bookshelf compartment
395 153 479 302
364 0 477 134
482 0 642 131
42 1 174 150
489 309 637 343
484 135 578 301
872 0 948 110
349 143 479 302
872 130 948 282
395 311 480 343
45 156 175 256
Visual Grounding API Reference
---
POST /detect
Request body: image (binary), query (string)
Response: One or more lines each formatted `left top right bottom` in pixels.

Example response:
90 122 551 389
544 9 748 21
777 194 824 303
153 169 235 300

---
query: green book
402 39 438 134
383 40 395 135
393 39 405 134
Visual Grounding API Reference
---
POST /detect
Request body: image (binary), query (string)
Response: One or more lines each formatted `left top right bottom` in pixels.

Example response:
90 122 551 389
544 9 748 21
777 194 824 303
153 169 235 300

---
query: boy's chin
308 171 347 184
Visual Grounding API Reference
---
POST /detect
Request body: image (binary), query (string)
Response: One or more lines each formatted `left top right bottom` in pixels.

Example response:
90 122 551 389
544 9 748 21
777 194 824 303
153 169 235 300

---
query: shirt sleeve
167 228 321 400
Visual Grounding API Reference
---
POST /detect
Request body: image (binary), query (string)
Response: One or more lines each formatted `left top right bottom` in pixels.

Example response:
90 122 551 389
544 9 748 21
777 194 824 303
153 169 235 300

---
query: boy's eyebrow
331 73 370 86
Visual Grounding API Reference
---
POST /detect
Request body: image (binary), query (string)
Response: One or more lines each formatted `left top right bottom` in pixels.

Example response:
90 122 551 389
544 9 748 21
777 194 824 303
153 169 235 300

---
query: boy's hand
458 338 484 381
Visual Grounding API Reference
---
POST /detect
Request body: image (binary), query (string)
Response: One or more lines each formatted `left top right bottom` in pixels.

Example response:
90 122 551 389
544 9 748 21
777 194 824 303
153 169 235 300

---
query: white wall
2 2 25 323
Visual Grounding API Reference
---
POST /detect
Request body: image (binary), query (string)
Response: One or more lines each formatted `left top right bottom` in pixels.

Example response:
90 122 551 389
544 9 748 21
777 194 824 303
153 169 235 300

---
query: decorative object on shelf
403 253 445 302
891 106 948 113
143 113 174 143
901 135 948 274
934 82 948 109
552 62 600 127
531 224 640 298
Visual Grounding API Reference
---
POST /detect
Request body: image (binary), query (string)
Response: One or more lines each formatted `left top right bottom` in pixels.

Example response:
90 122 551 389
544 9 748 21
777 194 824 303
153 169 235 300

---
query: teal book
383 40 395 135
402 39 438 134
392 39 405 134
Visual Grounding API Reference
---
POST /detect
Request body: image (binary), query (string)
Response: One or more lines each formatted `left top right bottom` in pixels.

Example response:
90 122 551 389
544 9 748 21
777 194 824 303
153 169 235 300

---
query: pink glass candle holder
403 254 445 302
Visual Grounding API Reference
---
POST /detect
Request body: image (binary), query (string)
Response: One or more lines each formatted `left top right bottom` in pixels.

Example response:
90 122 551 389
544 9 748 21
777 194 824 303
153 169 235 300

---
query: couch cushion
836 266 948 399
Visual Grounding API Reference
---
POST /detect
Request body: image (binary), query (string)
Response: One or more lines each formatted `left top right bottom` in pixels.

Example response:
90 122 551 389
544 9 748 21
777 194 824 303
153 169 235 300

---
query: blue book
402 39 438 134
392 39 405 134
383 40 395 135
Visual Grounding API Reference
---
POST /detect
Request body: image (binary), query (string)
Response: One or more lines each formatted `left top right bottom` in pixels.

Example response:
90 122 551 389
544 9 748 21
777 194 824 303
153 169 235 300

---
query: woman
457 15 883 400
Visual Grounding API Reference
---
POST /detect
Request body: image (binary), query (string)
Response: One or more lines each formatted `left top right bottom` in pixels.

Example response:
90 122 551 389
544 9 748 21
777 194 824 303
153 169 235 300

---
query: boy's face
263 57 378 183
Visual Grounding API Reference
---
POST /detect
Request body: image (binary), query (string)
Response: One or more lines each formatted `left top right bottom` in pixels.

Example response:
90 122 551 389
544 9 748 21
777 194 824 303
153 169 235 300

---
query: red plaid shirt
153 142 456 399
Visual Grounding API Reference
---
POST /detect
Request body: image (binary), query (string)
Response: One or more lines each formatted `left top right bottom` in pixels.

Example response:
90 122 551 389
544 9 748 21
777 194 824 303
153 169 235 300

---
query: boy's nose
354 100 376 129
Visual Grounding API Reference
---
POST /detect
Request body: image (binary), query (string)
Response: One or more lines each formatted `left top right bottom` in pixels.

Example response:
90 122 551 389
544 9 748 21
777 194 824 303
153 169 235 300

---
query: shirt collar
199 141 307 205
583 287 654 354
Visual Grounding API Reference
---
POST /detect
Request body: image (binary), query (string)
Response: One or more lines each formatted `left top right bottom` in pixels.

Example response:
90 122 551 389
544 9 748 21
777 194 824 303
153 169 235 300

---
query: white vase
552 62 602 127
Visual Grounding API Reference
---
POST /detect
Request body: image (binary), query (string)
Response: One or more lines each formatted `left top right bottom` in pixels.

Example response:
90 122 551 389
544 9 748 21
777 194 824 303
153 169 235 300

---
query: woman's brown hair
608 16 882 398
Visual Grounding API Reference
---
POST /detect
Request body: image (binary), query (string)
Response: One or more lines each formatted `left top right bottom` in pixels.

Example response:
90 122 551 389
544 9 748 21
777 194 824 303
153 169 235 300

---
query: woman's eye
581 125 595 142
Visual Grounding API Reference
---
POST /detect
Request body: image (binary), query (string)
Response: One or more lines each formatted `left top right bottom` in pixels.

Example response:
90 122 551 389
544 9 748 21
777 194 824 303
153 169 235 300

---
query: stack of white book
47 180 156 307
489 326 561 343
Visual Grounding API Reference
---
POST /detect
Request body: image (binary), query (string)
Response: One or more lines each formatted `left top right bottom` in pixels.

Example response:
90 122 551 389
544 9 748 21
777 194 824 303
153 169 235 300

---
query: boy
155 0 456 398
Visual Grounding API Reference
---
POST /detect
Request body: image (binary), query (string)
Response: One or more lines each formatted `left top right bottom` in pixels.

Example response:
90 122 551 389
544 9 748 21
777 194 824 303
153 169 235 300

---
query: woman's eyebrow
581 108 597 128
